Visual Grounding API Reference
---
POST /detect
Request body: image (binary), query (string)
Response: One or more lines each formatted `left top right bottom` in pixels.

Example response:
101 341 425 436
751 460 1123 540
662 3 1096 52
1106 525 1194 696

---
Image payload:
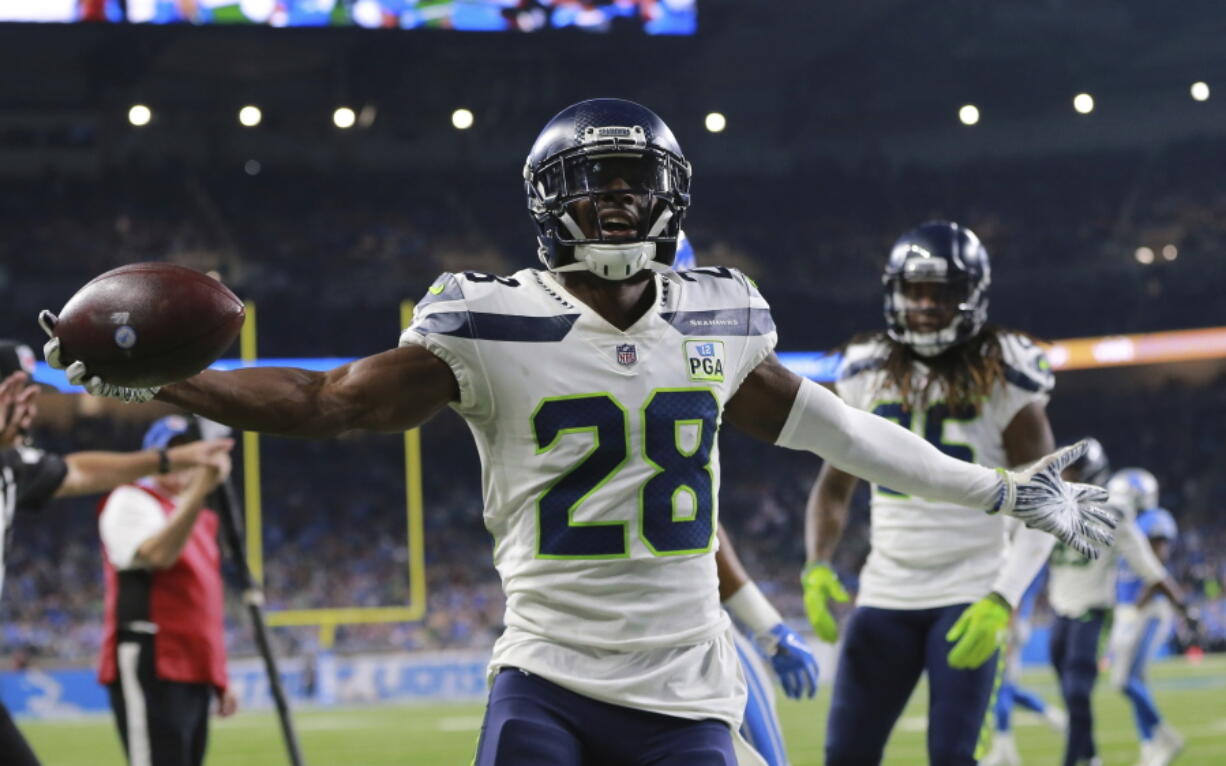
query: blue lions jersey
1116 508 1177 605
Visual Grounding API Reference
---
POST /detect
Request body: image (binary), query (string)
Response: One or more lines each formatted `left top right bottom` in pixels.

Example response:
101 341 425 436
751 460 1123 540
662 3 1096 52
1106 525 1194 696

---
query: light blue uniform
1110 508 1178 742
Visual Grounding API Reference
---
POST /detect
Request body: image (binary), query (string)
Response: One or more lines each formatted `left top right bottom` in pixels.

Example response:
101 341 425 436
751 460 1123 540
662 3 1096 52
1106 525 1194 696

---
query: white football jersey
1047 500 1167 618
835 333 1053 609
400 265 776 725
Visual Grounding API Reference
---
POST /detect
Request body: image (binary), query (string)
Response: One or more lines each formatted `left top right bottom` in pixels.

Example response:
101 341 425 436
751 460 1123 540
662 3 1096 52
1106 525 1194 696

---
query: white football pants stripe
118 641 153 766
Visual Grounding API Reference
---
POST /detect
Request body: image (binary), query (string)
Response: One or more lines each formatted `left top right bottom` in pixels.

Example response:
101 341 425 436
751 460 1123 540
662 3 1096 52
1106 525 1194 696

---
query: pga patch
684 340 725 383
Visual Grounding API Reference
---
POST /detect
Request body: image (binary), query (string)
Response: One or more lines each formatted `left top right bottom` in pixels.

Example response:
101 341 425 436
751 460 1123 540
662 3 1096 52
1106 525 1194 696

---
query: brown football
53 263 245 387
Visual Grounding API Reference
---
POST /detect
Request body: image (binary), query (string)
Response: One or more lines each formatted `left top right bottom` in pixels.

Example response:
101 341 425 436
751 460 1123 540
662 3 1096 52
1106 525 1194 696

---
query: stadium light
333 107 356 129
128 104 152 127
238 105 262 128
244 160 262 176
1073 93 1095 115
704 112 727 133
452 108 474 130
1135 246 1154 265
958 104 980 126
1191 81 1210 102
1162 244 1178 261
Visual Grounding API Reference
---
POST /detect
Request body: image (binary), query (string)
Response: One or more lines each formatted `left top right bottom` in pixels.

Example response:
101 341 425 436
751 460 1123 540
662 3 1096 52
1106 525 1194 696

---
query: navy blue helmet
524 98 691 280
883 220 991 356
1067 437 1110 487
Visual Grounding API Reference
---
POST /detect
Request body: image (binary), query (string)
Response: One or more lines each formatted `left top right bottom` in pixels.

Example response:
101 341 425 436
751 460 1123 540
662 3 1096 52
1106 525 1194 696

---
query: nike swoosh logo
428 284 446 295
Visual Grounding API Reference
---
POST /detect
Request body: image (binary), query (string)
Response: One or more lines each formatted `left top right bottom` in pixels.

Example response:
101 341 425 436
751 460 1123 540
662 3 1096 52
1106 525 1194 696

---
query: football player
801 221 1070 766
1106 469 1191 766
1047 454 1188 766
43 100 1113 765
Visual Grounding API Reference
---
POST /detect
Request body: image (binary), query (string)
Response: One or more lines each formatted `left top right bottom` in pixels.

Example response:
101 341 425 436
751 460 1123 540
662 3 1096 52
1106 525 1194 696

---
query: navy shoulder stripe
662 308 775 337
414 311 579 342
839 357 886 381
1003 364 1048 393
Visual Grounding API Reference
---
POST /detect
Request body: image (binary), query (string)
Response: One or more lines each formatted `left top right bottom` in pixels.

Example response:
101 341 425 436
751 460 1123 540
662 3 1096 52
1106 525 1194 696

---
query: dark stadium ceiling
3 0 1226 170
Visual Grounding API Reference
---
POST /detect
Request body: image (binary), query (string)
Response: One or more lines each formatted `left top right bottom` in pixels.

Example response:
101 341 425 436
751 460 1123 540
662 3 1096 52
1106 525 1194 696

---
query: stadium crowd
3 137 1226 663
2 370 1224 663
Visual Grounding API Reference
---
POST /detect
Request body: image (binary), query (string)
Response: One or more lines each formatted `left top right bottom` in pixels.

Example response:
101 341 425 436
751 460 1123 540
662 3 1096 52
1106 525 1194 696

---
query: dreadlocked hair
845 324 1041 415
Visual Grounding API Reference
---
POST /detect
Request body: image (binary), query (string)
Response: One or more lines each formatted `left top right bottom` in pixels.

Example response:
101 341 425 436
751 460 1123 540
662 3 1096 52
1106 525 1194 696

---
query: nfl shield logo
616 343 638 368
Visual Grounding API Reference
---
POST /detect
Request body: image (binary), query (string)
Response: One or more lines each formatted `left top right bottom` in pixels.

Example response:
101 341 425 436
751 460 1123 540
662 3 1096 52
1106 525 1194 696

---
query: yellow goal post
239 300 427 648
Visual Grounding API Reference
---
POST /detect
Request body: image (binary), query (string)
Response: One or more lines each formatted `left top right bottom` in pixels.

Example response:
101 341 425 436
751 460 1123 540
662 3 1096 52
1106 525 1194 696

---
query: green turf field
21 655 1226 765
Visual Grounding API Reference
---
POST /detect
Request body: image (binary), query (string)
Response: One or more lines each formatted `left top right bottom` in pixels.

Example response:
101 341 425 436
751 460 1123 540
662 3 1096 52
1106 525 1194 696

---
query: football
52 262 245 387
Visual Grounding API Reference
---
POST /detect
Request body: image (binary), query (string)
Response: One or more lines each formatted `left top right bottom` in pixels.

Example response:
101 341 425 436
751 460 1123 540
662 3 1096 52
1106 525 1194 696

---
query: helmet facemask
884 256 989 357
526 125 691 280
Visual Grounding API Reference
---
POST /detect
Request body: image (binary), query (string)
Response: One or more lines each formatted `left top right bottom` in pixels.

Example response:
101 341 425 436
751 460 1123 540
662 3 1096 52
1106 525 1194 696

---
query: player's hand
762 623 819 699
216 687 239 718
800 562 849 643
0 372 39 448
946 594 1011 669
167 438 235 475
39 310 161 403
994 440 1116 559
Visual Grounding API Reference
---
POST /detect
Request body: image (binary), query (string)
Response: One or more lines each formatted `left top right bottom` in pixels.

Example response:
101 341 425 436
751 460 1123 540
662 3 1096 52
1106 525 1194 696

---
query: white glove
39 310 161 404
994 440 1115 559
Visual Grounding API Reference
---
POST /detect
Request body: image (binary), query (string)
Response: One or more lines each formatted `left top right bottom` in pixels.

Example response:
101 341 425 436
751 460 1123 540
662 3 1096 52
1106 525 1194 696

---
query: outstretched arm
157 346 458 438
725 354 1114 557
726 354 1001 507
55 438 234 498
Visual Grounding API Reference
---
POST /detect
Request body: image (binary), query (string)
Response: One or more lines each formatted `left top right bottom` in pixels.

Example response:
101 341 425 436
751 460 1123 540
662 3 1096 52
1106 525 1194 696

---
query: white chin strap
553 241 658 280
549 207 675 281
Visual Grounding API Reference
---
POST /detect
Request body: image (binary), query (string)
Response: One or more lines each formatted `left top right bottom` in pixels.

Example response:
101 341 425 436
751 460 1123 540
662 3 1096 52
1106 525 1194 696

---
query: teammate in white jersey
42 100 1113 765
802 221 1069 766
1048 458 1189 766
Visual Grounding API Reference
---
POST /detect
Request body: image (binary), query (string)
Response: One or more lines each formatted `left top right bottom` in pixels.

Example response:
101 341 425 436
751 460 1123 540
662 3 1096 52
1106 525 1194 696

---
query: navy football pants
1049 610 1108 766
474 668 737 766
825 605 999 766
0 702 42 766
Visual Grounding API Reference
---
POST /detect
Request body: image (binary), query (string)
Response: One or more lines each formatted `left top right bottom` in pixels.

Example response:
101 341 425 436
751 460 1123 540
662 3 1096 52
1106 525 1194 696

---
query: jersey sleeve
98 486 168 570
1115 513 1168 585
833 340 885 411
4 446 68 513
398 272 494 422
735 270 778 384
988 333 1055 432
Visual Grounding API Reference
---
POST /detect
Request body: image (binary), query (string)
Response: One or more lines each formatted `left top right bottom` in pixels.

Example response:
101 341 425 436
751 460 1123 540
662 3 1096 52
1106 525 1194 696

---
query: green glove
801 562 850 642
946 593 1011 669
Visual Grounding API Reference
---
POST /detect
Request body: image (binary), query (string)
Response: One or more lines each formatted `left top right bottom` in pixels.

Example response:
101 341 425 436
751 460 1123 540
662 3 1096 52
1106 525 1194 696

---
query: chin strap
552 242 658 280
546 207 678 281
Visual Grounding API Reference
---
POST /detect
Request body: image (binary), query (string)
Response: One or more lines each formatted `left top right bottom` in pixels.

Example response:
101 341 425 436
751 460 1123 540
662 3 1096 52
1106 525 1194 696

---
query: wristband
723 582 784 637
157 448 170 474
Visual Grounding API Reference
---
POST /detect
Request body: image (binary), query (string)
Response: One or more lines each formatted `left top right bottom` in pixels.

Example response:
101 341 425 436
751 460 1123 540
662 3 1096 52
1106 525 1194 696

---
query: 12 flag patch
684 340 725 382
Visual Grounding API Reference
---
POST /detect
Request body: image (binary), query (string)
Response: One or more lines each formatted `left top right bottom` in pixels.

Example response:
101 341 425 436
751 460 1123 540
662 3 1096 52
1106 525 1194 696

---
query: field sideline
20 655 1226 765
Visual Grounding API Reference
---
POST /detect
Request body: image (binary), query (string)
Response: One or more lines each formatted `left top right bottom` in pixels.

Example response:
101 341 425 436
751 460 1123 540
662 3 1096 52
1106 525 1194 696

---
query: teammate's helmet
1106 468 1159 515
1066 437 1110 486
524 98 691 280
883 220 990 357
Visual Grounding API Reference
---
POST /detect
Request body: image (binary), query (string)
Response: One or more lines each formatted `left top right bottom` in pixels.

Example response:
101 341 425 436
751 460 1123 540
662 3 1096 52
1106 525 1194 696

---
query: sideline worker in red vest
0 346 232 766
97 415 237 766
